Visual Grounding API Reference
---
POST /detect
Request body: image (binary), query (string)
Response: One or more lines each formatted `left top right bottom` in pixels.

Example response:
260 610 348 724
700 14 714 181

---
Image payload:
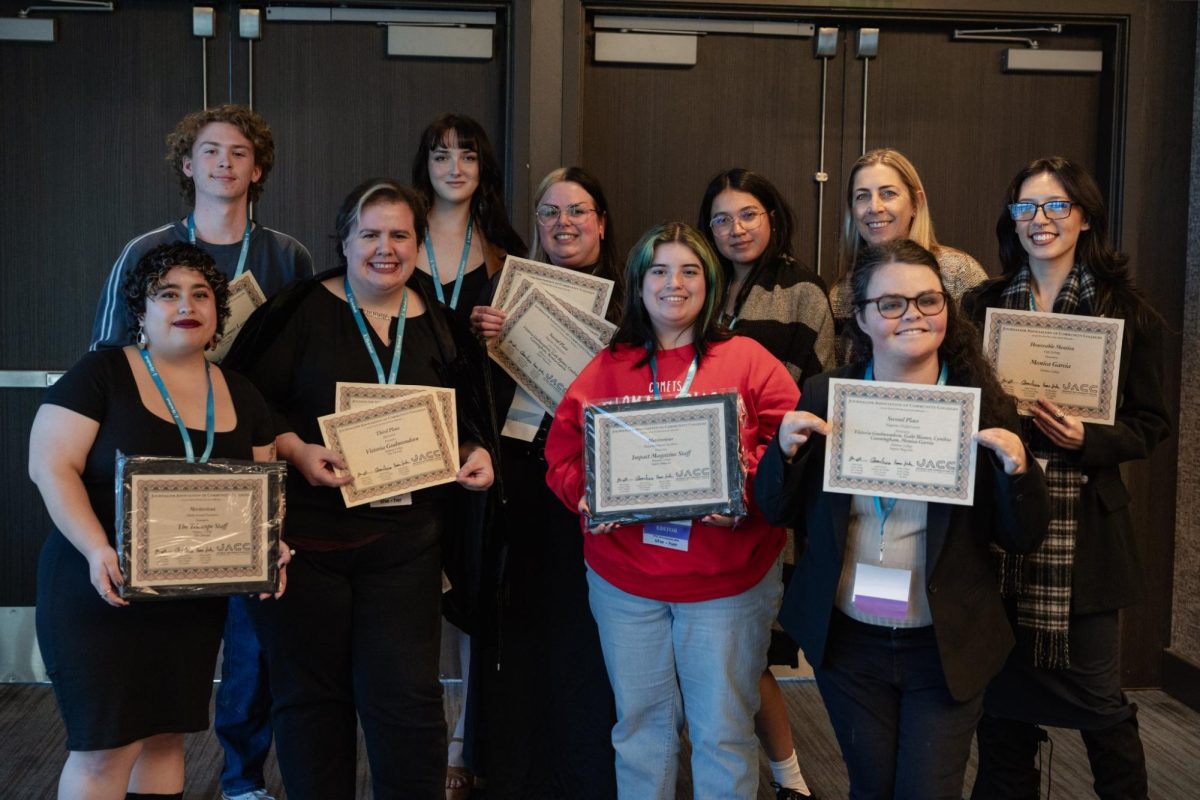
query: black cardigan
755 363 1050 701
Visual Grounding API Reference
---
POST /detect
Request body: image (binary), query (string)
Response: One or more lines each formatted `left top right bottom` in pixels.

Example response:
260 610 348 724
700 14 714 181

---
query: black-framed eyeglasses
1008 200 1075 221
709 208 768 236
536 203 597 226
859 291 947 319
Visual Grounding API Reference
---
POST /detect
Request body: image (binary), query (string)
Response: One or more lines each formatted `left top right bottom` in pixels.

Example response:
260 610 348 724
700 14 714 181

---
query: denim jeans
215 594 273 795
586 560 781 800
814 611 983 800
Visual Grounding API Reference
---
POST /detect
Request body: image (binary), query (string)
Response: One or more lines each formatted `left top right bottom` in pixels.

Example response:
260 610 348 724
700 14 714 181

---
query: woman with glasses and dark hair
964 157 1170 800
830 148 988 364
755 239 1049 799
546 221 800 798
468 167 624 799
697 168 834 798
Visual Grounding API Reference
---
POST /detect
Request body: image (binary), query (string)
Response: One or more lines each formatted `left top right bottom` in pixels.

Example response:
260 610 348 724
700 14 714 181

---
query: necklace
359 307 395 321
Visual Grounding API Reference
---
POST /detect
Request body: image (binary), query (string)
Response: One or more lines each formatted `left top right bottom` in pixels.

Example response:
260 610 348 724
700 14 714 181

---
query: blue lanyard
139 349 214 463
649 352 699 399
864 358 947 560
188 213 253 279
424 218 474 310
344 276 407 385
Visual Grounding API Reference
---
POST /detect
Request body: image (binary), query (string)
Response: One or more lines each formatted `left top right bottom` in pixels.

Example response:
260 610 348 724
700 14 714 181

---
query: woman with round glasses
964 157 1170 800
697 168 833 798
755 238 1049 799
469 167 623 798
831 148 988 364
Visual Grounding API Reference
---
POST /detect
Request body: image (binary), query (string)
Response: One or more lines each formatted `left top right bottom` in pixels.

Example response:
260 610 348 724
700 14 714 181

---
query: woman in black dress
30 243 283 800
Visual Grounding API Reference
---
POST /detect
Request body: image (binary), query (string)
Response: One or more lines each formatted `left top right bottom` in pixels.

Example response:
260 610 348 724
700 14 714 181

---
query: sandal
446 764 473 800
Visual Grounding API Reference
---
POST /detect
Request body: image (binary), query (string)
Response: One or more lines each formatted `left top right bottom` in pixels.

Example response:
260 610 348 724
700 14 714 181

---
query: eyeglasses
859 291 947 319
536 203 597 226
1008 200 1075 221
709 208 768 236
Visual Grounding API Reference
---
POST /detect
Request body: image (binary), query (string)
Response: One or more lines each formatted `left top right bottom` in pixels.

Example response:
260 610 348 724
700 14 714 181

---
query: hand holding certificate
823 378 981 505
318 387 460 508
116 452 286 599
982 308 1123 425
583 393 744 525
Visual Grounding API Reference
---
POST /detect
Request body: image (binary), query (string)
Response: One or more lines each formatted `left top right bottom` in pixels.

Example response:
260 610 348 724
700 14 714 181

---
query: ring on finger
1054 412 1066 423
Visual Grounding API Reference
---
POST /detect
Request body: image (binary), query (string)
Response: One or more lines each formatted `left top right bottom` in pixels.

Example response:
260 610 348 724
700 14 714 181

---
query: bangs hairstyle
610 222 727 366
410 113 526 257
166 104 274 205
698 167 797 279
530 166 624 322
838 148 939 280
849 239 1011 428
123 242 230 342
333 178 428 269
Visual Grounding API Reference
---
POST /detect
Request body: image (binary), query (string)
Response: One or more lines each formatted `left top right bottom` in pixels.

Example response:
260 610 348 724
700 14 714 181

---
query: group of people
27 101 1168 800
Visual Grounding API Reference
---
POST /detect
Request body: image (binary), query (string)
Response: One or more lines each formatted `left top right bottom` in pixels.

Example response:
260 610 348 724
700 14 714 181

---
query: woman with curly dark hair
966 157 1171 800
755 239 1049 799
30 242 286 799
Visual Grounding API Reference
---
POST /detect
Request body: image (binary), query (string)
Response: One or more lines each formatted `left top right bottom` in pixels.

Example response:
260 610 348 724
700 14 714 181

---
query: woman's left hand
1030 398 1085 450
259 542 293 600
456 445 494 491
975 428 1029 475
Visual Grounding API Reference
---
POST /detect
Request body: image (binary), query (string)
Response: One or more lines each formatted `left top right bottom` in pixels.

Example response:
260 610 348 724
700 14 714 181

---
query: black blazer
756 364 1050 701
962 279 1171 612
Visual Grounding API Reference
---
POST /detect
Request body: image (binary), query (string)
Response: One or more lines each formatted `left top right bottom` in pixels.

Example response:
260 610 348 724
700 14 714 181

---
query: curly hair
165 104 275 205
410 113 527 258
333 178 428 269
847 240 1013 429
123 243 230 345
530 166 625 322
610 222 728 367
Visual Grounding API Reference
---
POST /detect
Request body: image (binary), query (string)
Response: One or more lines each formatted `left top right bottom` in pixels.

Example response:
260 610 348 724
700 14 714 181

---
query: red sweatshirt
545 337 800 602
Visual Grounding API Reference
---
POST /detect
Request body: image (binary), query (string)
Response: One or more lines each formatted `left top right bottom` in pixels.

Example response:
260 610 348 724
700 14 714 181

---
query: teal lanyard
649 352 699 399
424 218 474 310
344 276 407 385
139 349 214 463
188 213 253 280
864 358 947 560
1028 292 1037 312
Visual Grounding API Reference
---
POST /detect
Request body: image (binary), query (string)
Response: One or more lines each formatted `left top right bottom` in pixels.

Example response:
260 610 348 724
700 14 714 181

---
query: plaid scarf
996 263 1097 668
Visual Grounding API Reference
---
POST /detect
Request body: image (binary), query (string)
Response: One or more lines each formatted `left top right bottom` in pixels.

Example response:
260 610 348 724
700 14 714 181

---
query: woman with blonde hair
830 148 987 363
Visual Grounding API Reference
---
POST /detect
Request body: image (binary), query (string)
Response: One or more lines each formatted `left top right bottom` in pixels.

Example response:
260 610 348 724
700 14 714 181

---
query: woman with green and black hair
545 222 800 798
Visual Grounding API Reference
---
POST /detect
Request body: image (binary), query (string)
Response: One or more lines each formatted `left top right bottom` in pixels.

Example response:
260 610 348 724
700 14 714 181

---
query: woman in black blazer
756 239 1049 800
964 157 1170 800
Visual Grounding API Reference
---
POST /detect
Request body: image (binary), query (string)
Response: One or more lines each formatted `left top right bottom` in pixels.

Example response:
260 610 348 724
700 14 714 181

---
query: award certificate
983 308 1124 425
116 454 285 599
492 256 613 317
207 271 266 363
490 285 608 413
584 393 744 525
334 382 457 447
318 393 459 507
511 277 617 342
823 379 981 506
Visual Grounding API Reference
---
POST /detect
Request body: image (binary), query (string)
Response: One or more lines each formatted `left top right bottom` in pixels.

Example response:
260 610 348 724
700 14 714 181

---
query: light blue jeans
586 559 781 800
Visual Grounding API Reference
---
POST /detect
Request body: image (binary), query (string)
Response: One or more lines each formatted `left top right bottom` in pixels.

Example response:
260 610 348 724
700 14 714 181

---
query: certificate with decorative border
207 271 266 363
823 379 981 506
318 392 460 507
584 393 744 525
983 308 1124 425
490 285 608 413
115 453 284 599
511 277 617 343
334 382 458 449
492 255 613 317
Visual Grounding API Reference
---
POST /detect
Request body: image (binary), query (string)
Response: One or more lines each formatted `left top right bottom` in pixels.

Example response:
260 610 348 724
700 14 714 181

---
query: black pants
971 610 1148 800
249 521 445 800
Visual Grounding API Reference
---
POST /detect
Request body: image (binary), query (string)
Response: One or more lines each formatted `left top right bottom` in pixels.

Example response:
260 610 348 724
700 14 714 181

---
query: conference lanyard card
642 520 692 551
851 562 911 621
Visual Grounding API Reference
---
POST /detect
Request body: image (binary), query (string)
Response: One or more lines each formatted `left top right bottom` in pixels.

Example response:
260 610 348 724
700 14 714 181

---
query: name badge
852 562 912 621
371 493 413 509
643 520 692 551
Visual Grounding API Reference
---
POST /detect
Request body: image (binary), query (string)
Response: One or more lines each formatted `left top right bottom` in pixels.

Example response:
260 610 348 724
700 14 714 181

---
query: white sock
768 750 811 795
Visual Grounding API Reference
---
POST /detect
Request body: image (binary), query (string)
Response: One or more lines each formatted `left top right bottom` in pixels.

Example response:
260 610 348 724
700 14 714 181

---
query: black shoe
771 782 816 800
